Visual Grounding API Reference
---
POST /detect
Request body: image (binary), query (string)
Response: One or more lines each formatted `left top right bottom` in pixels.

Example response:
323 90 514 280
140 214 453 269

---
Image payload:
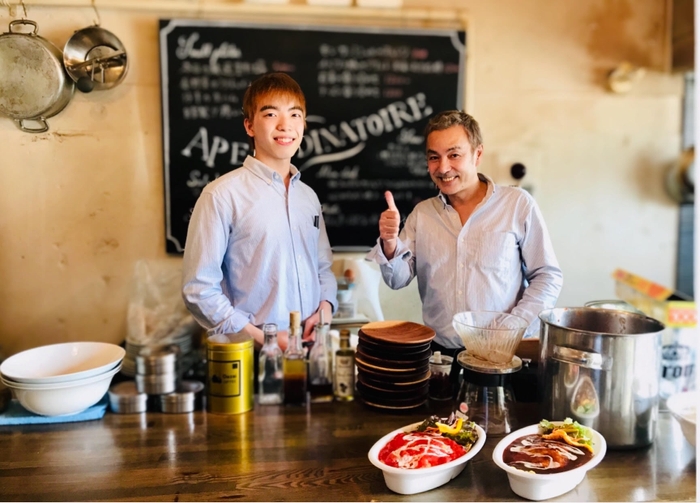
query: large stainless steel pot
539 307 665 449
0 19 75 133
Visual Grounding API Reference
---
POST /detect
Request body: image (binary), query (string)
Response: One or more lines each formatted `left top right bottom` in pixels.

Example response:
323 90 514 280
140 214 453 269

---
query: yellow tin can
207 333 254 414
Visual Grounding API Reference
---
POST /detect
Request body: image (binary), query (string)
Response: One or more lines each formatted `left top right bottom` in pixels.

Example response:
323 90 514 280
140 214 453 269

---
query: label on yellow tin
209 359 241 397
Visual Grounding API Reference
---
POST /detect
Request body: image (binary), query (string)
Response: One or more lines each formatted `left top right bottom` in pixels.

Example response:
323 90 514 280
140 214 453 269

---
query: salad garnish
416 413 479 448
539 418 594 453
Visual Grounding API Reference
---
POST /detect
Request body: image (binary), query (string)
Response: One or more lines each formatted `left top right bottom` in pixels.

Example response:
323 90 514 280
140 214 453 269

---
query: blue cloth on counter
0 394 108 425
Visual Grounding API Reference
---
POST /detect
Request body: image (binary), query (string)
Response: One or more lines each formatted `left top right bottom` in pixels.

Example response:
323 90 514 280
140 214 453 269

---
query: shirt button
458 290 463 295
460 264 464 268
297 255 301 260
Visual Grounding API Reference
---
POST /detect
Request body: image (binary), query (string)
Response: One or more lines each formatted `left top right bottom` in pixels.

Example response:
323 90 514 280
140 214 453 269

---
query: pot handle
552 345 612 371
16 118 49 134
9 20 39 36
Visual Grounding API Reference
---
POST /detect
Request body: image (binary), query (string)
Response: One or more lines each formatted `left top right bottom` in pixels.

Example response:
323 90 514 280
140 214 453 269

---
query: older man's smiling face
426 125 483 201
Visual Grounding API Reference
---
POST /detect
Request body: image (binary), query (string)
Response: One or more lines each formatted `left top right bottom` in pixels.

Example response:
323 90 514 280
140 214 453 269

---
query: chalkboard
159 19 466 253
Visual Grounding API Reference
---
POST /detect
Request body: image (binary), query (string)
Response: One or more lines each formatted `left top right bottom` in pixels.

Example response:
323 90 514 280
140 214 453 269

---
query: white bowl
0 342 125 384
3 364 121 416
368 421 486 495
492 422 607 501
666 391 696 447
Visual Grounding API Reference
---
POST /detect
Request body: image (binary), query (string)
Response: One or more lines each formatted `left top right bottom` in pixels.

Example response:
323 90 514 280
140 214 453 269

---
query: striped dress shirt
182 156 337 335
366 174 563 348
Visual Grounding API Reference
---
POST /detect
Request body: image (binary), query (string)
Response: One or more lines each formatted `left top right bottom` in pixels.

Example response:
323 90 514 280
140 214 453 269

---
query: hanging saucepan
63 26 128 93
0 19 75 134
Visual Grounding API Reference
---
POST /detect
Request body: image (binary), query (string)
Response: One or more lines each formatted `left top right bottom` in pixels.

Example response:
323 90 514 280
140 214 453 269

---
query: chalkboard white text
176 32 243 67
181 127 250 168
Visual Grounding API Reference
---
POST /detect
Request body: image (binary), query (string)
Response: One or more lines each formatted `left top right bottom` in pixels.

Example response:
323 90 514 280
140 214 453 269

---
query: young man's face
244 93 305 170
426 125 483 200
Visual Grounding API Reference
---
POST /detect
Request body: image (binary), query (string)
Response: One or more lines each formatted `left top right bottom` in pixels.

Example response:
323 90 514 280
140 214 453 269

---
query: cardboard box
613 269 697 404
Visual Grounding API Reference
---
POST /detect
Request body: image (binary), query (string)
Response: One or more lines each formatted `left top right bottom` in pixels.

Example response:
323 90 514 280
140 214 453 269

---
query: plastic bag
126 259 199 345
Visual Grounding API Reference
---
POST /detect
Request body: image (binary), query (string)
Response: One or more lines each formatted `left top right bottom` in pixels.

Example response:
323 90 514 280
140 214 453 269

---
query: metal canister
539 307 665 449
207 333 254 414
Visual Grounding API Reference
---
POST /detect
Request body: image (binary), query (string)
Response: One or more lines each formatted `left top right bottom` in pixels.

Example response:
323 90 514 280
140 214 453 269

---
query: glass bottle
334 329 355 401
283 311 307 406
308 311 333 403
258 323 283 405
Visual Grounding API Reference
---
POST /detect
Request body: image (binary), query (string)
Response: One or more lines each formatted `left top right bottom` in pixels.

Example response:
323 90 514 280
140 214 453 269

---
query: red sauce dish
368 421 486 495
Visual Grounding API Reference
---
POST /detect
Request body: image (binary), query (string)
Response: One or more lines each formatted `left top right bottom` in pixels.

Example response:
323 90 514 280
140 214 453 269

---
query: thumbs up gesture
379 191 400 259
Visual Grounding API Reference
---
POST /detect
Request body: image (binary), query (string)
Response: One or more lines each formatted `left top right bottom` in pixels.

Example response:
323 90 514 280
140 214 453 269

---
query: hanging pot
0 19 75 133
63 25 128 93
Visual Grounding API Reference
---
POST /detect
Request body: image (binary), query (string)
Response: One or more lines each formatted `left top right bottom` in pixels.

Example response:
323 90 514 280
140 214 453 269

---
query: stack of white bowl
0 342 125 416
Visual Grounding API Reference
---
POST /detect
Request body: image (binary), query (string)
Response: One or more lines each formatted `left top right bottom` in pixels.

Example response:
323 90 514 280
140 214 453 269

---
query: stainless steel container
134 371 177 395
539 307 665 449
160 380 204 413
108 381 147 414
135 345 179 375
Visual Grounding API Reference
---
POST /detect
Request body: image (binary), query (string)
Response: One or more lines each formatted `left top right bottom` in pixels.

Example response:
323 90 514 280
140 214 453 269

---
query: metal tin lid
108 381 148 413
161 380 204 403
160 380 204 413
207 333 254 351
135 345 179 375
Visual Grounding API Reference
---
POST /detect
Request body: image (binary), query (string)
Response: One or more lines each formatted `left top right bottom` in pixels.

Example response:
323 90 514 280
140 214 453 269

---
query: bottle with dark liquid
283 311 307 406
308 311 333 403
334 329 355 401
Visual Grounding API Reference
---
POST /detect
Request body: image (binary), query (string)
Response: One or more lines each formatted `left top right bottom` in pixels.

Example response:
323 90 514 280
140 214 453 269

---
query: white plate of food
368 414 486 495
492 418 607 501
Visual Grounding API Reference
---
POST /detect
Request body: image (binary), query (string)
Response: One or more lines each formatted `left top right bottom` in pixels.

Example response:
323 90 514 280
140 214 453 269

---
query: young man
182 73 336 350
366 110 563 358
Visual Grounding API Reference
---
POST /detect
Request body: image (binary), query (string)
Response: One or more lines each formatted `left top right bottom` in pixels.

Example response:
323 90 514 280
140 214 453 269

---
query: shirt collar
243 155 301 185
437 173 496 209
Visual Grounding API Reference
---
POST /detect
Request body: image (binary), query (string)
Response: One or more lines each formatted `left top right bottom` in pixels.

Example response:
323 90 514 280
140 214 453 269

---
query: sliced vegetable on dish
539 418 594 453
377 413 479 469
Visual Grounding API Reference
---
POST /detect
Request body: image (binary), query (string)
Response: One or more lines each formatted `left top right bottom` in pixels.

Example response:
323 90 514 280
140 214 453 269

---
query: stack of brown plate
355 321 435 411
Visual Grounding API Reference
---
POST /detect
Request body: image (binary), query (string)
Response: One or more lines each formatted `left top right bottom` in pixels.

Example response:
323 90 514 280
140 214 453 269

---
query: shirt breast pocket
478 232 517 271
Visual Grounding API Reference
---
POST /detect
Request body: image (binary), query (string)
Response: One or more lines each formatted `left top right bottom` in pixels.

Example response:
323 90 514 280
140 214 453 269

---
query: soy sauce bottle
283 311 307 406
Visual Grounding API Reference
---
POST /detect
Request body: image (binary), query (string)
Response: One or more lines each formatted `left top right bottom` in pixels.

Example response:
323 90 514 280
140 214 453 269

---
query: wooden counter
0 399 695 501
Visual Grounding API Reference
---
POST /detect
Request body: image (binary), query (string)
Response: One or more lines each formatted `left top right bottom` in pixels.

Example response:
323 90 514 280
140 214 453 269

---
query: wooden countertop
0 399 695 501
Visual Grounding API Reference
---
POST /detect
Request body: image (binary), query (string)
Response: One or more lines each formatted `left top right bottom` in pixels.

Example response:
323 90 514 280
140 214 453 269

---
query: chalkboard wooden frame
159 19 466 253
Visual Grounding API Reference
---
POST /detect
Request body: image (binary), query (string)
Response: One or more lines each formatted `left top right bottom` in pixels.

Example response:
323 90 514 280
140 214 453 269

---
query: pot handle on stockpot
552 345 612 371
17 118 49 134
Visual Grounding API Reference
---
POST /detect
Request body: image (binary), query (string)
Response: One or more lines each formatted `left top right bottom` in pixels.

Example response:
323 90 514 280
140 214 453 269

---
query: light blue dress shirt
182 156 337 334
366 174 563 348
